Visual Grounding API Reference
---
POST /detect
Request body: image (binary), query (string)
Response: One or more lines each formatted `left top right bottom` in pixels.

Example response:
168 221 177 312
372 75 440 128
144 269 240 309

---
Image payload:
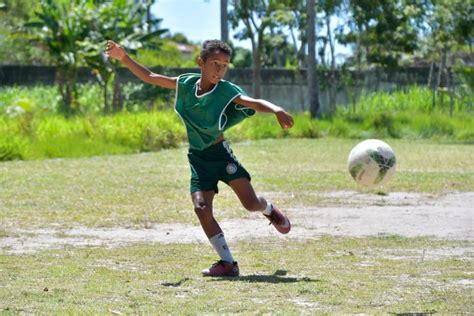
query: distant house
176 43 195 60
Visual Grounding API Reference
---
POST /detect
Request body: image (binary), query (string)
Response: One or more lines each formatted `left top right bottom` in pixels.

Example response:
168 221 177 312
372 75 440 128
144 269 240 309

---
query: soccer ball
348 139 396 187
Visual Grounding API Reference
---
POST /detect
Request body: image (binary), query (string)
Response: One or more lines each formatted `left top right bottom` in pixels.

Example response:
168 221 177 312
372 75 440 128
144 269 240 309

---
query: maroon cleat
264 205 291 234
202 260 239 277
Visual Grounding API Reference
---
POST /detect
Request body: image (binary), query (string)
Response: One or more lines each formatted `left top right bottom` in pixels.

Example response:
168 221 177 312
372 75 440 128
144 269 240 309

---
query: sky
151 0 250 48
151 0 351 60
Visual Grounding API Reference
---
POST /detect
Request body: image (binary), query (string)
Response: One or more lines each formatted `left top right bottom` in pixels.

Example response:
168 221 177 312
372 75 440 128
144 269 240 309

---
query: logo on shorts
226 163 237 175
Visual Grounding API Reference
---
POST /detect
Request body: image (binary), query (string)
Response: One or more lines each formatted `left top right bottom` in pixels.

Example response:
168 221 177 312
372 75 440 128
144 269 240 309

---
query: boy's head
198 40 232 84
200 40 232 61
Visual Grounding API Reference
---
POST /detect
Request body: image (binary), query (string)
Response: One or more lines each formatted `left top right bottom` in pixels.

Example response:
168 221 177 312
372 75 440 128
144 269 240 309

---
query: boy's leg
192 191 239 276
191 190 221 238
228 178 291 234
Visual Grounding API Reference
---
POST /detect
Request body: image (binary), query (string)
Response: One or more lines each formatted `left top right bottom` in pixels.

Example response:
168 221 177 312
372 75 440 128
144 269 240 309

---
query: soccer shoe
264 205 291 234
202 260 239 277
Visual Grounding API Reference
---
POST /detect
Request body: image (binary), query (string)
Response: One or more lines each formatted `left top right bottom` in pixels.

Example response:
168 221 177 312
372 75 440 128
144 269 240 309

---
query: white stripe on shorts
223 141 242 167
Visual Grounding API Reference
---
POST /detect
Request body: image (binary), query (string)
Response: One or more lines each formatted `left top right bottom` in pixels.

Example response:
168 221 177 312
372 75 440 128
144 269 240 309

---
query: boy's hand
105 40 126 61
276 110 294 129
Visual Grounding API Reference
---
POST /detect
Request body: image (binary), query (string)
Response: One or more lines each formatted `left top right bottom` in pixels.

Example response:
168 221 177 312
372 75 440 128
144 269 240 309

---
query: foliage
229 0 287 97
0 83 175 117
0 0 48 65
230 46 253 68
340 0 424 68
0 110 186 161
24 0 93 115
135 41 197 68
24 0 167 115
78 0 167 113
0 84 472 161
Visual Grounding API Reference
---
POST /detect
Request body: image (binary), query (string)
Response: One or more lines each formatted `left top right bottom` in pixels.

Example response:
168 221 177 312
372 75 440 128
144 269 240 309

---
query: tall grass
0 112 187 160
0 84 472 161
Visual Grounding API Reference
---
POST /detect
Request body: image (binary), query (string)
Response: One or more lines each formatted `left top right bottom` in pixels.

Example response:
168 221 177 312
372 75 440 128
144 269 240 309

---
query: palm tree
25 0 90 115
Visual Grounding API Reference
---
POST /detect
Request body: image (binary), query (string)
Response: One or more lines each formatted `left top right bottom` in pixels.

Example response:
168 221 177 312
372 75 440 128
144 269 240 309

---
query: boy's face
198 50 230 84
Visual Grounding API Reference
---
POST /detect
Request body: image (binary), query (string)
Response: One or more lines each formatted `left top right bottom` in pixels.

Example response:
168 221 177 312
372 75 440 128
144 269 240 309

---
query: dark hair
200 40 232 61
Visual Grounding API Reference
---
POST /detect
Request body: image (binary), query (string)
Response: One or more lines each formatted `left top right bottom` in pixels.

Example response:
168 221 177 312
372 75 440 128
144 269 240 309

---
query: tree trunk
253 42 262 98
103 83 109 114
112 70 123 112
146 1 152 32
448 66 454 117
270 26 282 67
326 13 337 114
427 60 434 87
307 0 321 118
289 25 305 110
242 16 261 98
429 61 436 110
220 0 229 43
56 67 77 116
435 47 448 110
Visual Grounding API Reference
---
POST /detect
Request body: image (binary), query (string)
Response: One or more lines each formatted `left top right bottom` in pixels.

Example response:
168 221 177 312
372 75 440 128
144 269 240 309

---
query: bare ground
1 191 473 255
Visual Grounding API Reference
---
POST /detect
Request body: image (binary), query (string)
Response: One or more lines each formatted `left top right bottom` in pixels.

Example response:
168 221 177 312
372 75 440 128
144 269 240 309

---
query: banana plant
78 0 167 113
25 0 91 116
26 0 166 115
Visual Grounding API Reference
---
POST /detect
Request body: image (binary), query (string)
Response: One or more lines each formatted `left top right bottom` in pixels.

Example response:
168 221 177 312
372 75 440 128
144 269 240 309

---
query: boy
106 39 294 277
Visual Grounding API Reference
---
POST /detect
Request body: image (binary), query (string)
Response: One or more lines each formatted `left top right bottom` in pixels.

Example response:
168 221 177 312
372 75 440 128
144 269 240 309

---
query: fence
0 65 453 112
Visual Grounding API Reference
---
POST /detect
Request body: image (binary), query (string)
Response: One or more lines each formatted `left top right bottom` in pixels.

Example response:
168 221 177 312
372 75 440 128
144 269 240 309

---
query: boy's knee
194 205 211 214
193 198 212 215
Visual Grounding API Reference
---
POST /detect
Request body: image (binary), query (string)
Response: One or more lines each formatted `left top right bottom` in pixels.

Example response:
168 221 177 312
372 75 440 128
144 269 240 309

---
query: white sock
209 233 234 263
262 200 273 216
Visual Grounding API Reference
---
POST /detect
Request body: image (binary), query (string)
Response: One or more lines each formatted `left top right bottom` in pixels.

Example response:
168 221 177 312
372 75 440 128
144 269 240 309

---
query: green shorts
187 141 251 193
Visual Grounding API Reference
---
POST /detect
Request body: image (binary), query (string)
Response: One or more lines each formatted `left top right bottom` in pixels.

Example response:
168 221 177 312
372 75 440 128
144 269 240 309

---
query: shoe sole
274 218 291 234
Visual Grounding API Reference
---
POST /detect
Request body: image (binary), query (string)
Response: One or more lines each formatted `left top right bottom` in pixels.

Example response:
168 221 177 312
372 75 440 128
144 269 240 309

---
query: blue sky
151 0 251 48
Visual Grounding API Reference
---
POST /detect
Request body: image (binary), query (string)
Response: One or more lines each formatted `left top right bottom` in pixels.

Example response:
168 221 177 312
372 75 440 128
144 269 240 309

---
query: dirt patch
1 191 473 254
291 191 473 240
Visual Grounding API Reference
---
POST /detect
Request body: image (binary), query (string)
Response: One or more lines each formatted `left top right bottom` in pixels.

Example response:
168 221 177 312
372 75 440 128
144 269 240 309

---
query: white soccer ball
348 139 396 187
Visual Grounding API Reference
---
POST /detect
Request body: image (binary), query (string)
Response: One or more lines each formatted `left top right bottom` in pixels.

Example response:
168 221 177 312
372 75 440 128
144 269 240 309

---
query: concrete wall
0 65 445 112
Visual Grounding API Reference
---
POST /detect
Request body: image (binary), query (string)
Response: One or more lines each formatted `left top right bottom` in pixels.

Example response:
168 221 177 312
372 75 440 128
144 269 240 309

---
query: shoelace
212 260 226 267
267 210 283 225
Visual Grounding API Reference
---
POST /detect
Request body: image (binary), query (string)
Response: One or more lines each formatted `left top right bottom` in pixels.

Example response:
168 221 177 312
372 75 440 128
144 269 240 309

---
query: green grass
1 85 473 161
0 111 187 160
1 139 473 313
1 238 472 314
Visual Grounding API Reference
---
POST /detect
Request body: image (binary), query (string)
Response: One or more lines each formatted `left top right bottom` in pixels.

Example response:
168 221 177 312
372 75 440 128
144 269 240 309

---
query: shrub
0 85 472 161
0 135 25 161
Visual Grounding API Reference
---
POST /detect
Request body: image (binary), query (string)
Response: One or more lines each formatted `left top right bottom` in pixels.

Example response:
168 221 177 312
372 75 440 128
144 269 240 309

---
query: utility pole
220 0 229 43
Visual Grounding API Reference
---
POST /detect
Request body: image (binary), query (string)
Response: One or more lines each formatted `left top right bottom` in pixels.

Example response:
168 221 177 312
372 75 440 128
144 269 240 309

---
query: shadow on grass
213 270 320 284
161 278 190 287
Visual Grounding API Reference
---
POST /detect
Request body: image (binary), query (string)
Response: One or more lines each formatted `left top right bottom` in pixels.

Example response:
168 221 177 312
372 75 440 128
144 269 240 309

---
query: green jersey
175 73 255 150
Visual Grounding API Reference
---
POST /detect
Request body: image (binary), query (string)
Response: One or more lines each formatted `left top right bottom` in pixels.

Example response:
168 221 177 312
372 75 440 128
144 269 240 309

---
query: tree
320 0 343 114
25 0 91 115
421 0 472 113
26 0 166 115
229 0 283 98
307 0 321 118
78 0 167 113
340 0 423 69
0 0 47 65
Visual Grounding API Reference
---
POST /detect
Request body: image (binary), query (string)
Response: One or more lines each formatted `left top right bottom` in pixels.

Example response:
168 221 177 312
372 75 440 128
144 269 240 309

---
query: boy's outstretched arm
105 40 176 89
234 95 294 129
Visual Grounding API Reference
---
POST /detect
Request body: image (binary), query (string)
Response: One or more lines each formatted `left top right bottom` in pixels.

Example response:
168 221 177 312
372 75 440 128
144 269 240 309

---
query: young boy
106 39 294 277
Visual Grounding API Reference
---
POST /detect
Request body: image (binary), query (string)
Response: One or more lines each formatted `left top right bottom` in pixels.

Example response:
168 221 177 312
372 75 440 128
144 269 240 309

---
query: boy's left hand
276 110 294 129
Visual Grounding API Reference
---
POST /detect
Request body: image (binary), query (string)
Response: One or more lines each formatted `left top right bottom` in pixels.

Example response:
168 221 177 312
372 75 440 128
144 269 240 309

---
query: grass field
1 138 473 314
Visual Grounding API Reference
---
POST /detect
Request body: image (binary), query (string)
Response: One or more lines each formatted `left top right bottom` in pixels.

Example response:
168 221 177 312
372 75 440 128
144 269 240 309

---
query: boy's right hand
105 40 126 61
